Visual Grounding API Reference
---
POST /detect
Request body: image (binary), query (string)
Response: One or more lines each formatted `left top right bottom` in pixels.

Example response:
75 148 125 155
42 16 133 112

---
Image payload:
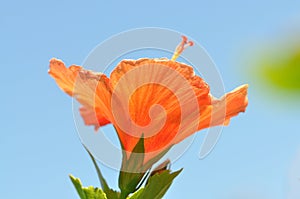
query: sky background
1 0 300 198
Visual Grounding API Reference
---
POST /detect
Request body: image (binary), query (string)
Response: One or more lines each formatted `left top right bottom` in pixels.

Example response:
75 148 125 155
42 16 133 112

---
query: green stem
119 190 130 199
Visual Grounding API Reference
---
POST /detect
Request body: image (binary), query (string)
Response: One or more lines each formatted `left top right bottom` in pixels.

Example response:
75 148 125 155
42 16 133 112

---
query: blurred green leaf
257 46 300 93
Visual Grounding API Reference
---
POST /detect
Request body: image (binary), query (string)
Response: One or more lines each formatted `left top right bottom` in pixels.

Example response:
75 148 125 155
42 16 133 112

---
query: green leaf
70 175 87 199
134 169 183 199
127 188 144 199
84 146 120 198
83 186 107 199
147 159 171 180
69 175 108 199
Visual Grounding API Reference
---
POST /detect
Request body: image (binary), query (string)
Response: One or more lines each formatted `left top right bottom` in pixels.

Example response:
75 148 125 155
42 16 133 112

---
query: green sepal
129 168 183 199
118 136 174 199
69 175 108 199
142 146 173 173
84 146 120 198
118 136 147 199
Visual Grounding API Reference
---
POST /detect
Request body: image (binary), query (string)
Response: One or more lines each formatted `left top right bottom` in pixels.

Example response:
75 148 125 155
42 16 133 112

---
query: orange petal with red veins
110 58 211 154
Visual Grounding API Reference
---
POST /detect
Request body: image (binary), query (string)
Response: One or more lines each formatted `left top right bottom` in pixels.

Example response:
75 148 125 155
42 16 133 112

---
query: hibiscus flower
48 36 248 162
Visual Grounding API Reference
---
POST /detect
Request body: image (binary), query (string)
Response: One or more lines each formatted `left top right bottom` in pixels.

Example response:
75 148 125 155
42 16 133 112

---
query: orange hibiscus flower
49 37 248 161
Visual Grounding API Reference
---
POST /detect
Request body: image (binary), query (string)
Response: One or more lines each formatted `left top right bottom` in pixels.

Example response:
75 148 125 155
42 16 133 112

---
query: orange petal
49 58 113 128
110 58 211 153
48 58 82 96
174 84 248 143
79 106 110 130
207 84 248 128
222 84 248 120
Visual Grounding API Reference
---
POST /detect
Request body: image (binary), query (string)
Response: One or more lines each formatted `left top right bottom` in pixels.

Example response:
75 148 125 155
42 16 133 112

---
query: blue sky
1 0 300 198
